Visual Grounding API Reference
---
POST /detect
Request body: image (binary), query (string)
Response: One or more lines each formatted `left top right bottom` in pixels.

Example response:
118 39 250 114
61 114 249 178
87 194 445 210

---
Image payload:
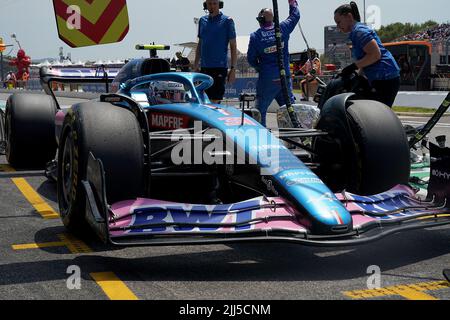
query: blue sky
1 0 449 61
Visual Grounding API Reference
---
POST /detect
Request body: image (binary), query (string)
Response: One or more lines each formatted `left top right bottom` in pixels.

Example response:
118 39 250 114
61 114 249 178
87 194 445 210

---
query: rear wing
39 66 116 109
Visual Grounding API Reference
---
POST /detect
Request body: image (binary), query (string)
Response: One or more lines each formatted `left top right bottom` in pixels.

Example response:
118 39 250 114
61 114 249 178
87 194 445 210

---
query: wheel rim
60 134 74 213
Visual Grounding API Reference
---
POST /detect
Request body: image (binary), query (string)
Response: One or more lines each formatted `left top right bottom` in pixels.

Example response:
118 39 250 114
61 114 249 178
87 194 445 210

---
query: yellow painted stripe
343 281 450 300
99 5 129 43
11 178 60 219
57 16 96 47
57 233 92 254
392 287 438 300
90 272 138 300
62 0 112 24
12 242 66 250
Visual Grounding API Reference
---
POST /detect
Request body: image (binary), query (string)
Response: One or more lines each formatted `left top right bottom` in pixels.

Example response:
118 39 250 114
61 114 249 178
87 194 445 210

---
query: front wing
83 153 450 247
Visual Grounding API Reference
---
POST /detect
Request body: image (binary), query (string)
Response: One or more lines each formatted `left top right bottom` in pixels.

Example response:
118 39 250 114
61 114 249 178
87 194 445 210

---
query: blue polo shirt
349 23 400 82
198 12 236 68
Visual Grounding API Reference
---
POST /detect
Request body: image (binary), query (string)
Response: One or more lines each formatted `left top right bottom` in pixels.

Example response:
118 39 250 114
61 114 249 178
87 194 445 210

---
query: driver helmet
148 81 186 104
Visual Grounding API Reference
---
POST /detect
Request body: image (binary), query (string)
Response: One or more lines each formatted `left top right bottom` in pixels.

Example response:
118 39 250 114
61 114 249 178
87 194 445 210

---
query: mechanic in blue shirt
335 3 400 107
194 0 237 103
247 0 300 127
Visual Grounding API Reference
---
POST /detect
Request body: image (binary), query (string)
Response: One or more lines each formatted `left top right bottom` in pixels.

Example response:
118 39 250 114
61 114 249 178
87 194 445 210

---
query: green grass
393 106 437 113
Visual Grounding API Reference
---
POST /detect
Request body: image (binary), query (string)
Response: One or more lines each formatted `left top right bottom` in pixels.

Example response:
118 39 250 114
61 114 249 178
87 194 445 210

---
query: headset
203 1 224 11
256 8 270 25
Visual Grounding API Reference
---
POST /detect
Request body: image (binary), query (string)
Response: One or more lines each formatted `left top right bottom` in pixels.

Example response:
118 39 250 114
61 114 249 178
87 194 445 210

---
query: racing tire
57 102 145 235
5 93 57 168
315 99 410 195
346 100 410 195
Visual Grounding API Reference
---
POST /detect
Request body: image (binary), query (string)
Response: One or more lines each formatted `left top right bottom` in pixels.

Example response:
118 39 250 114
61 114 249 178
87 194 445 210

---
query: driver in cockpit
148 81 187 105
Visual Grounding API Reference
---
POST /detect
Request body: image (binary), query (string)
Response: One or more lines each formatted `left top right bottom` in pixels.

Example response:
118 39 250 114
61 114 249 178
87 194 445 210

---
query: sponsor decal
279 170 317 180
150 112 190 130
219 117 257 127
127 200 262 233
286 177 323 186
263 43 284 54
431 169 450 180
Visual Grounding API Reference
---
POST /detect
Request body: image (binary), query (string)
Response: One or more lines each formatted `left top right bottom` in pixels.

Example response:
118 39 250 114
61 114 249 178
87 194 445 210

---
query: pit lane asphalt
0 92 450 300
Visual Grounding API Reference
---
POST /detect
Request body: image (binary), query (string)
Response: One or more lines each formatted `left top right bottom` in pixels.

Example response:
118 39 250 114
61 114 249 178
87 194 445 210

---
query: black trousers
201 68 228 101
370 77 400 107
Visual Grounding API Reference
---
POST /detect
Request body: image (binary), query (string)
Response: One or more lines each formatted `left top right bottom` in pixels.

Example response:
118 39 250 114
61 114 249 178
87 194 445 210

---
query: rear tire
5 94 57 168
57 102 145 235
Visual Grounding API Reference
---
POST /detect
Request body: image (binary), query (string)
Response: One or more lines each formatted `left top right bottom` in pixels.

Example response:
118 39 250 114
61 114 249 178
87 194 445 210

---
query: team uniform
198 12 236 101
247 1 300 126
349 22 401 107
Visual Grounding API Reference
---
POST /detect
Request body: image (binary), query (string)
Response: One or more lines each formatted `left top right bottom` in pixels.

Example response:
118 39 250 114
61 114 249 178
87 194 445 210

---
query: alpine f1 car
2 47 450 247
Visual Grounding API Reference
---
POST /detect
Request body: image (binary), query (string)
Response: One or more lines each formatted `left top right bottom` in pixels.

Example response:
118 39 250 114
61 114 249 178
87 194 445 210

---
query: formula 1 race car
2 49 450 247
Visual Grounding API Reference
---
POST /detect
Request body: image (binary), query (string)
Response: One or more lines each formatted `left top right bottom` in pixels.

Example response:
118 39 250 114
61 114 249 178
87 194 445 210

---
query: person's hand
341 63 358 78
227 68 236 84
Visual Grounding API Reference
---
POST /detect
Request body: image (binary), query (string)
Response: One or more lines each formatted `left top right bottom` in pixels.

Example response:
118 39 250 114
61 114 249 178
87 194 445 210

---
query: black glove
341 63 358 78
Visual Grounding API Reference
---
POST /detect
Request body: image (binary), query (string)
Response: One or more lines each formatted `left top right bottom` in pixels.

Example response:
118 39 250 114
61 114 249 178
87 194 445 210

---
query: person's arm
194 39 201 71
228 38 237 83
247 35 260 72
194 20 203 71
281 0 300 34
227 17 238 83
342 28 381 77
355 40 381 69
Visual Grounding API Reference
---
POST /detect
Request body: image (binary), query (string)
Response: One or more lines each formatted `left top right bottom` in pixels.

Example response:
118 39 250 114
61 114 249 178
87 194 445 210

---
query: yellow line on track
3 165 137 300
11 233 92 253
1 164 59 219
10 177 60 219
343 281 450 300
12 242 66 250
391 286 438 300
57 233 92 254
90 272 139 300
